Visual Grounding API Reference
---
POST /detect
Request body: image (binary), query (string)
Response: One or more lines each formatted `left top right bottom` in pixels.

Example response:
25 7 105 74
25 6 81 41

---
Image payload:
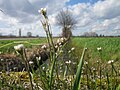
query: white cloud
0 0 120 36
67 0 120 35
93 0 120 19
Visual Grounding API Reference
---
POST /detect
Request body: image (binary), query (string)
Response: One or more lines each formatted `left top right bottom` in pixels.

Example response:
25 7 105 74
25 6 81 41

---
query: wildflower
68 50 71 53
14 44 24 51
42 66 45 70
29 61 34 64
71 47 75 51
0 58 4 61
57 38 60 43
61 37 64 42
84 61 88 65
97 47 102 51
36 56 41 61
108 60 114 64
55 53 58 56
93 68 96 71
55 45 58 49
60 37 65 43
85 47 88 50
38 8 47 18
59 42 62 46
97 60 99 63
41 45 47 50
65 60 71 64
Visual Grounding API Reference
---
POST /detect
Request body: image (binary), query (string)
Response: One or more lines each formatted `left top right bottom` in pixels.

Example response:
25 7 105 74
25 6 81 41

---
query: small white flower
68 50 71 53
55 53 58 56
38 8 47 18
97 47 102 51
14 44 24 51
36 57 41 61
41 45 47 49
85 48 88 50
97 61 99 63
71 47 75 51
59 42 62 46
41 8 46 13
108 60 114 64
55 45 58 49
29 61 34 64
84 61 88 65
65 60 71 64
57 39 60 43
1 59 4 61
61 37 64 41
42 66 45 70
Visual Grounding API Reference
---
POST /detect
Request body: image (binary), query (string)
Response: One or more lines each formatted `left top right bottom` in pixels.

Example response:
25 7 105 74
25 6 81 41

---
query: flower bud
38 8 47 18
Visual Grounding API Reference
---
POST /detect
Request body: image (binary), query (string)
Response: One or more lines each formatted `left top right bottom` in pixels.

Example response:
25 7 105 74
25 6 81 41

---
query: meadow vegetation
0 8 120 90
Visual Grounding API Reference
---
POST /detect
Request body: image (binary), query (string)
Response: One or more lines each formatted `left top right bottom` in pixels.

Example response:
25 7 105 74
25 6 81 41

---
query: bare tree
56 9 77 39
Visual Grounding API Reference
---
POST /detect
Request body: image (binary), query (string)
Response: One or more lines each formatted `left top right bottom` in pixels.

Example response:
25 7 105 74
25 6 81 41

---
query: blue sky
0 0 120 36
67 0 99 5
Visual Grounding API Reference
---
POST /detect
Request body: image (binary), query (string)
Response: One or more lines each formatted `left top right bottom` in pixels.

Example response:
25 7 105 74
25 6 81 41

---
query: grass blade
72 45 87 90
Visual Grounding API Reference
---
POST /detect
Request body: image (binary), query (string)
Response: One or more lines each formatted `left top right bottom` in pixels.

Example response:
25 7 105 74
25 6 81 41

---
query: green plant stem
100 66 102 90
86 65 90 89
49 54 56 90
21 49 34 90
106 72 110 90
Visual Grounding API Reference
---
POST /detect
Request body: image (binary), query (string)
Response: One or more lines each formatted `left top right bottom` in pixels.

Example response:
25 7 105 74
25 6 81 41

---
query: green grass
0 37 119 61
0 38 47 53
72 37 120 61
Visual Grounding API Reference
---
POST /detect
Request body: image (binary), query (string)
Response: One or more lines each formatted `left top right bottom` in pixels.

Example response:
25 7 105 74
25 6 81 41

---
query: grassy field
0 37 120 60
73 37 120 61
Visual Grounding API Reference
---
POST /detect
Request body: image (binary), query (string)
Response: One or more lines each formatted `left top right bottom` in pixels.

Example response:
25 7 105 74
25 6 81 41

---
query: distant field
0 38 47 53
0 37 120 61
72 37 120 61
